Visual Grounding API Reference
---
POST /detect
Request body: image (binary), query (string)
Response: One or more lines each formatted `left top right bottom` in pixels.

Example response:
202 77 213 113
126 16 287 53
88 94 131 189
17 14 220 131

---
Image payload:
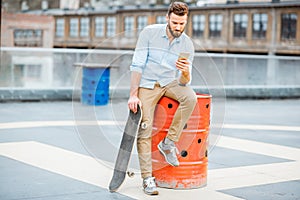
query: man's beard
167 23 184 38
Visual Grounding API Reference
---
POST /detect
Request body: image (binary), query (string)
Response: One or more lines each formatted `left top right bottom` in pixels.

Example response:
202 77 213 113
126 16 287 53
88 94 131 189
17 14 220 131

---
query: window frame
252 13 268 39
281 13 297 40
13 29 43 47
55 18 65 38
137 16 148 32
95 16 105 38
69 17 79 37
233 13 248 39
106 16 116 38
192 14 205 38
80 17 90 37
124 16 135 38
209 14 223 38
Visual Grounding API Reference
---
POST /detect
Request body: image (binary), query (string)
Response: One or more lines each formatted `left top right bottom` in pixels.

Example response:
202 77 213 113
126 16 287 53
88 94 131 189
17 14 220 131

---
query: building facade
51 1 300 55
1 0 300 55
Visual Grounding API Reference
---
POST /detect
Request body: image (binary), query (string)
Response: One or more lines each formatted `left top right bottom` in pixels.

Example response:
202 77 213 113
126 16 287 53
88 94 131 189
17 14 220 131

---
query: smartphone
178 52 190 60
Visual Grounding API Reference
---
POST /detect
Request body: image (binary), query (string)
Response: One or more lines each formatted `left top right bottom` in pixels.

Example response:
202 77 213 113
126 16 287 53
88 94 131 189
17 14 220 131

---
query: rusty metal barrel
152 94 211 189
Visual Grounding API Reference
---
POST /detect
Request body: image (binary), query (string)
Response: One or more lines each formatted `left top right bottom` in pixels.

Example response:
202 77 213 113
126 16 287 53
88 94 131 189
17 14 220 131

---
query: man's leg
137 84 164 179
164 80 197 142
157 81 197 166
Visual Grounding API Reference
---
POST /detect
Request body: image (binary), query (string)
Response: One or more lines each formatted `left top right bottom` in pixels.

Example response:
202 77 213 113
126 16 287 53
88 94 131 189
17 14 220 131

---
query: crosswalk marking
218 136 300 161
0 120 125 129
0 141 242 200
208 161 300 191
1 120 299 132
223 124 300 132
1 134 299 199
0 141 112 187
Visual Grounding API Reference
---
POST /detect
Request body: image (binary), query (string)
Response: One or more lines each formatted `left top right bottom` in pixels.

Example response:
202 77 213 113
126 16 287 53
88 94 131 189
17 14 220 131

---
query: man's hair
167 1 189 17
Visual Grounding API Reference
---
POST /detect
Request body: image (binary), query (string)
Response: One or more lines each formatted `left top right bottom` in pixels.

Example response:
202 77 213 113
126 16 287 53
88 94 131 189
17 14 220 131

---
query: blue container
81 67 110 105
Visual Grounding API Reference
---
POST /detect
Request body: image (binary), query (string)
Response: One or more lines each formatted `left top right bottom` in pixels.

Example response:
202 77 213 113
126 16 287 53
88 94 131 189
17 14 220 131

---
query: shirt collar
162 24 168 38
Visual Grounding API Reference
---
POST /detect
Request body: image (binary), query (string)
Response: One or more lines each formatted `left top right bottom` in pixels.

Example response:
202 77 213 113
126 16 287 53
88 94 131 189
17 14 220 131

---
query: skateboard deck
109 105 142 192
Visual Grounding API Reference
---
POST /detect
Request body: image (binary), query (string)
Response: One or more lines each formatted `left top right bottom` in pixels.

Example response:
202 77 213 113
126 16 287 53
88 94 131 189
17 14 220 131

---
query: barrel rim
196 94 212 98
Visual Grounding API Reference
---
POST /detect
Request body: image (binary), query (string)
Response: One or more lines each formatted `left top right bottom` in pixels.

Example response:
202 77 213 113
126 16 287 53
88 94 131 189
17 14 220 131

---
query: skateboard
109 104 142 192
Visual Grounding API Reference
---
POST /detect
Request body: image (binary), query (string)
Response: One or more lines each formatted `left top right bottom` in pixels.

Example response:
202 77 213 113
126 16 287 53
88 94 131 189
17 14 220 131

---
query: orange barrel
152 94 211 189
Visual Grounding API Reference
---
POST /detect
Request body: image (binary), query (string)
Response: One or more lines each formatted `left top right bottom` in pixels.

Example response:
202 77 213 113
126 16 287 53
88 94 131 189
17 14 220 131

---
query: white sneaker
143 177 159 195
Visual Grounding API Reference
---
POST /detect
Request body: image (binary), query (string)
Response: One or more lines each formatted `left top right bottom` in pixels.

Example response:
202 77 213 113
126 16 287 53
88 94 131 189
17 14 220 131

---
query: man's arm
128 27 150 112
128 71 142 113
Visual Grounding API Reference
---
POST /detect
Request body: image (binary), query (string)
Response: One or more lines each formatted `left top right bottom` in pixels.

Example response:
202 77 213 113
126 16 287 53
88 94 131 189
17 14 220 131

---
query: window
69 18 79 37
95 17 105 37
14 29 43 47
233 14 248 38
55 18 65 37
124 16 135 37
137 16 148 32
192 14 205 38
156 16 165 24
209 14 222 38
106 16 116 37
252 13 268 39
80 17 90 37
281 13 297 40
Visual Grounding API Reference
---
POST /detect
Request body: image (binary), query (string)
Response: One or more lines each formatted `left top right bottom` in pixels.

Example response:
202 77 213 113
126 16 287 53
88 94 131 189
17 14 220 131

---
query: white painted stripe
0 141 243 200
0 141 112 187
208 161 300 191
223 124 300 132
217 135 300 161
0 120 126 130
1 121 299 132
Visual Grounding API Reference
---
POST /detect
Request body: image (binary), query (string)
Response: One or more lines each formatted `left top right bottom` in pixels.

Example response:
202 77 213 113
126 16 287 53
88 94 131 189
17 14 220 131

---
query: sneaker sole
144 190 159 195
157 143 179 167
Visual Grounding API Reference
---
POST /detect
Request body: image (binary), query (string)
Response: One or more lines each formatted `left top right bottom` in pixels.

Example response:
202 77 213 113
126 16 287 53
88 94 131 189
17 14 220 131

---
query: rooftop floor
0 98 299 199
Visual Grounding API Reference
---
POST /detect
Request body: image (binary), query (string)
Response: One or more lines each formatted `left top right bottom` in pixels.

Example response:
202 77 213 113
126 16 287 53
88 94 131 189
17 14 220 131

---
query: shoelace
170 146 179 155
164 142 179 154
145 177 156 188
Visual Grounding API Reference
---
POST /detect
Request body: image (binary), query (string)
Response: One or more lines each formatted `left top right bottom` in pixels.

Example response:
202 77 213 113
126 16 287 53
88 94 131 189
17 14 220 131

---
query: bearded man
127 1 197 195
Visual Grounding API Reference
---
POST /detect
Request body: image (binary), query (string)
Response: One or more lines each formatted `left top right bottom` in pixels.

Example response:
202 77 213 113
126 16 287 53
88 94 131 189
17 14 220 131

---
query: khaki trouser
137 80 197 179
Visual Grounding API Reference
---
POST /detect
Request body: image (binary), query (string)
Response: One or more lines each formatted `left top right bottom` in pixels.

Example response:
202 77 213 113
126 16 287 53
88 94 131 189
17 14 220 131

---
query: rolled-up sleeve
130 28 149 73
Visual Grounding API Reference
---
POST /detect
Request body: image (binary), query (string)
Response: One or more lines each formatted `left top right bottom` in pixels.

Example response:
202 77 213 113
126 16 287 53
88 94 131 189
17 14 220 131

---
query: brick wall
1 11 55 47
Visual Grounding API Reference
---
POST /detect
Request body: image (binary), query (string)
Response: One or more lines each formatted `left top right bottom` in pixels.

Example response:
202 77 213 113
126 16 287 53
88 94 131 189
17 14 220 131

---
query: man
128 1 197 195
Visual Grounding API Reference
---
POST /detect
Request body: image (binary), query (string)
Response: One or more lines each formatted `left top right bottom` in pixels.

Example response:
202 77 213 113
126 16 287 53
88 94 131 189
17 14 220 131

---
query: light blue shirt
130 24 195 89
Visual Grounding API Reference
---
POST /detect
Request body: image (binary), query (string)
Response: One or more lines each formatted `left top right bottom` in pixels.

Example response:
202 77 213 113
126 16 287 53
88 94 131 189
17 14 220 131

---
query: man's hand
128 71 142 113
176 58 189 75
128 96 141 113
176 58 190 84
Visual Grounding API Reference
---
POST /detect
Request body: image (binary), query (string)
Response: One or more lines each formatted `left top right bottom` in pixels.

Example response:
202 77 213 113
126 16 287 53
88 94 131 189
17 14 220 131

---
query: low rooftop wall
1 47 299 101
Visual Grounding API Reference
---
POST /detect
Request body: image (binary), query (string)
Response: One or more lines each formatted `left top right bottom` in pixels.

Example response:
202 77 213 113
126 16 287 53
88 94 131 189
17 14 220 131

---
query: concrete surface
0 98 299 200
